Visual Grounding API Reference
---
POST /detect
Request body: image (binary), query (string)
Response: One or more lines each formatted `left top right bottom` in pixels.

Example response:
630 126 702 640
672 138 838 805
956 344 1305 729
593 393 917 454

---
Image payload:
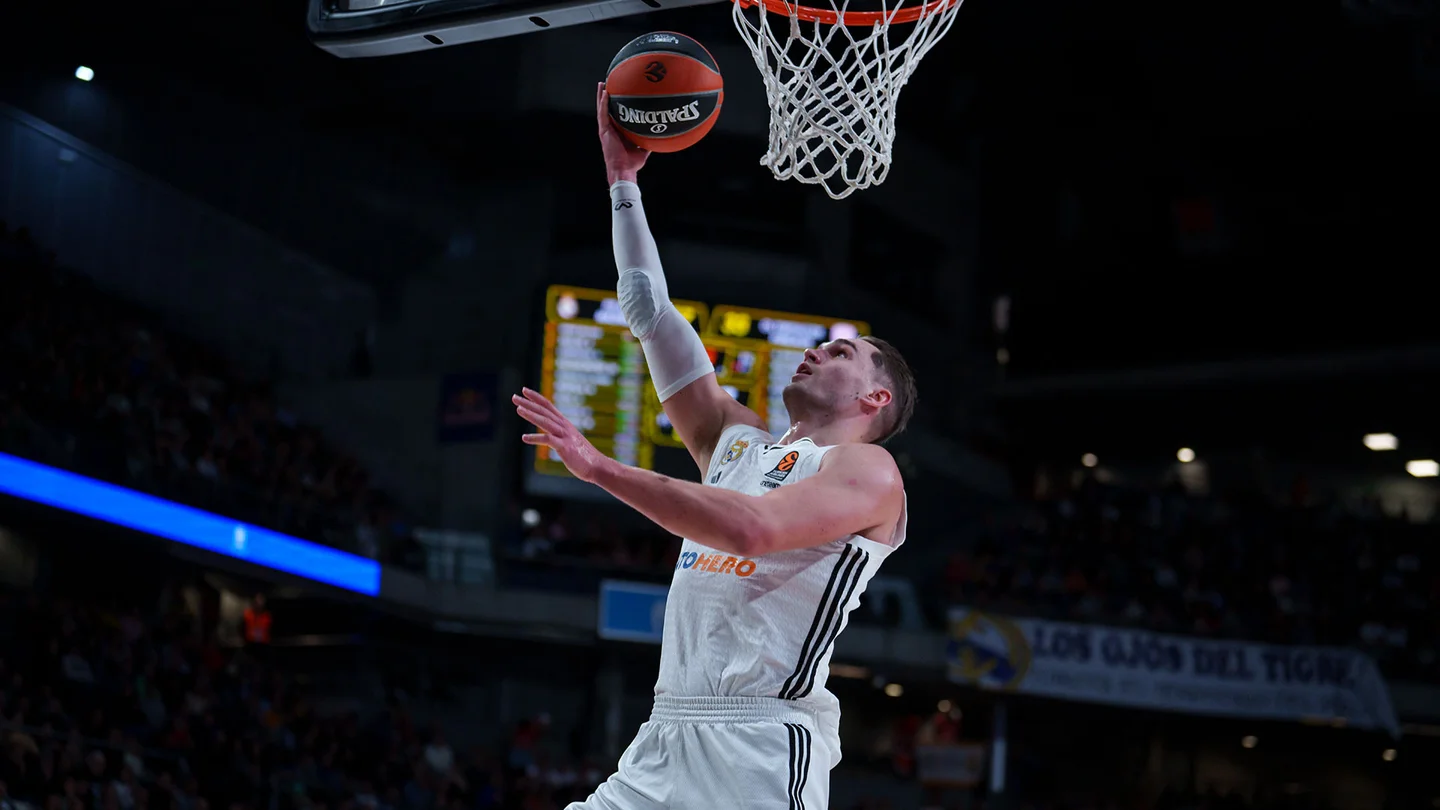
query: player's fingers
521 386 559 411
521 433 551 446
511 394 548 423
519 388 558 419
513 400 555 428
515 392 559 417
515 390 553 414
514 400 566 436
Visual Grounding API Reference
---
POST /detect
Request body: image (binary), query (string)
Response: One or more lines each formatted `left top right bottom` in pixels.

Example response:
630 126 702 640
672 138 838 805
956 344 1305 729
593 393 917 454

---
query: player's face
783 338 884 418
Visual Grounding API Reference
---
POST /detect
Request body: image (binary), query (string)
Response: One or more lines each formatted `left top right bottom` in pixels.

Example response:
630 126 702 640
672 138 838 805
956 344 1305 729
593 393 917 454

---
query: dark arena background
1 0 1439 806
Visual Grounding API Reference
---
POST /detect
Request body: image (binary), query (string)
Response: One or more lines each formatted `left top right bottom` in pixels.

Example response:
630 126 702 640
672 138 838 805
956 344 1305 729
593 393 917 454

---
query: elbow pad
611 181 714 402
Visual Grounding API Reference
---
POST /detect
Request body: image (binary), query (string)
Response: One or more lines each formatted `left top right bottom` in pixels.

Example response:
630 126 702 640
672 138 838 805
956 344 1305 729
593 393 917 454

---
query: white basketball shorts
566 695 830 810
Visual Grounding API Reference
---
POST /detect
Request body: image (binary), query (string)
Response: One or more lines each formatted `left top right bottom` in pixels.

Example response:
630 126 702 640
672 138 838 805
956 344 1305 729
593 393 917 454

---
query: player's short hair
861 336 916 445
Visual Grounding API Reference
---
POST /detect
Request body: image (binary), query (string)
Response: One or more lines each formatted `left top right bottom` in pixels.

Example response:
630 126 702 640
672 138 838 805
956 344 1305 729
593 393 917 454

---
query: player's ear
859 385 893 417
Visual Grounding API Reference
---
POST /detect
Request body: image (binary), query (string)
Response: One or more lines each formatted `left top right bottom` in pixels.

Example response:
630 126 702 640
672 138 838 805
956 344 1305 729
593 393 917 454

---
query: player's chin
783 378 820 406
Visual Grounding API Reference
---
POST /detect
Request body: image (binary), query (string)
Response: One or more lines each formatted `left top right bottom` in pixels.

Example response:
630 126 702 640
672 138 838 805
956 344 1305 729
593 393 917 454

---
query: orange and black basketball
605 32 723 153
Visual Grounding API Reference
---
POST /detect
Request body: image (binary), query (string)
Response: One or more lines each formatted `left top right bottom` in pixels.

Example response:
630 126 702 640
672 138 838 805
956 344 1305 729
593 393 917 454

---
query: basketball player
507 83 918 810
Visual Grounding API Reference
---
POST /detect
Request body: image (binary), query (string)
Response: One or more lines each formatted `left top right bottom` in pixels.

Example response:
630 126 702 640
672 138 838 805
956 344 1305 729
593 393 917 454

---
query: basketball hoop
731 0 964 199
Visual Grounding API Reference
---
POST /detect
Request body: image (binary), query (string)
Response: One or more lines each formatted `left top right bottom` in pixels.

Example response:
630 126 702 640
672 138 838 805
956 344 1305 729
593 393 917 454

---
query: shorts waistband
649 695 817 725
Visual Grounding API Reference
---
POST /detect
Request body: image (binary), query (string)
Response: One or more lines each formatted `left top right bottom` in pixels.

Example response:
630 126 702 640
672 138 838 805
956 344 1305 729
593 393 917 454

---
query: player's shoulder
819 443 903 491
707 422 773 467
718 420 773 445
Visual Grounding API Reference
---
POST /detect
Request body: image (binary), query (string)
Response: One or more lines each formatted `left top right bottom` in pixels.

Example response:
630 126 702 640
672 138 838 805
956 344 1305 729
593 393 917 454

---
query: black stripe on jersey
792 549 869 701
779 545 855 700
785 722 811 810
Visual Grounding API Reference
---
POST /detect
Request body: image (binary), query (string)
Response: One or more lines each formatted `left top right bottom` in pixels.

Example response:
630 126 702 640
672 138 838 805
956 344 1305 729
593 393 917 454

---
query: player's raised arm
599 82 765 471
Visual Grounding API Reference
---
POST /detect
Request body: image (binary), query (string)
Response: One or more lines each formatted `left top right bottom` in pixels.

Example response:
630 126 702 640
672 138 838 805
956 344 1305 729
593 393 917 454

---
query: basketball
605 32 723 153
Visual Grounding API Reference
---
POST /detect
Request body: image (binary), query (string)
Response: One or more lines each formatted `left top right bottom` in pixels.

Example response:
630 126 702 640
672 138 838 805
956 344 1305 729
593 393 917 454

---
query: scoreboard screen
529 285 869 494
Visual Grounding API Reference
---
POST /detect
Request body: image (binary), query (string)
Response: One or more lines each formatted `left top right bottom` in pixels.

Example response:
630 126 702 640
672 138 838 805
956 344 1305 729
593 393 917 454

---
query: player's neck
775 418 866 448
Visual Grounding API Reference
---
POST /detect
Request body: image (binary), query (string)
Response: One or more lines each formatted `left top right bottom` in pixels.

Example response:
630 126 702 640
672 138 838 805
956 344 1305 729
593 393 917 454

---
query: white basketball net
731 0 963 199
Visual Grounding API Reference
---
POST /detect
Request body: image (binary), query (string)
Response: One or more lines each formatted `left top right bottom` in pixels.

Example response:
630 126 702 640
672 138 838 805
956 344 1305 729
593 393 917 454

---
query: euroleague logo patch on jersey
676 551 756 578
760 450 800 489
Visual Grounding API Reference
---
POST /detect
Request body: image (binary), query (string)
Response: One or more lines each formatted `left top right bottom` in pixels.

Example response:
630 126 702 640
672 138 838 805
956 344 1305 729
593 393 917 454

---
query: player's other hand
598 81 649 185
514 387 611 483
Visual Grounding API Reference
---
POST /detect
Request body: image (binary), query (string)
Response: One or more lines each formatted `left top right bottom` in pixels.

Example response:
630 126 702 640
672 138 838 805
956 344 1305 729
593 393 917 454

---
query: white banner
946 608 1399 736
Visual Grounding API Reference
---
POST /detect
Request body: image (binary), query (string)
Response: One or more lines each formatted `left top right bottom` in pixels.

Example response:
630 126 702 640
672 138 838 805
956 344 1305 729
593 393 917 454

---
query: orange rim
733 0 957 26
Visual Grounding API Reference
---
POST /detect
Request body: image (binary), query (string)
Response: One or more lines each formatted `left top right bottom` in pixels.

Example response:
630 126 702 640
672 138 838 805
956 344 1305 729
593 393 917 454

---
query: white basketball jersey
653 423 908 767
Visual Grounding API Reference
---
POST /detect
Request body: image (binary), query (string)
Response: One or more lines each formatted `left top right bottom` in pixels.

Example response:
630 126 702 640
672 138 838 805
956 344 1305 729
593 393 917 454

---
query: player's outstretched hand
514 387 611 483
598 81 649 185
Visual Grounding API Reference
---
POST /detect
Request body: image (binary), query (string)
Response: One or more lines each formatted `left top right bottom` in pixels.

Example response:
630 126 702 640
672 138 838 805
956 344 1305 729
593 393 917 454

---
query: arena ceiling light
74 66 94 82
1364 433 1398 451
1177 447 1196 463
1405 460 1438 478
1081 453 1098 468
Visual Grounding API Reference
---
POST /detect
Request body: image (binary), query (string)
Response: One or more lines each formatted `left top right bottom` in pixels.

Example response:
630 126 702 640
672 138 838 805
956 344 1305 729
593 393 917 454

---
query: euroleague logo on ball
643 61 667 83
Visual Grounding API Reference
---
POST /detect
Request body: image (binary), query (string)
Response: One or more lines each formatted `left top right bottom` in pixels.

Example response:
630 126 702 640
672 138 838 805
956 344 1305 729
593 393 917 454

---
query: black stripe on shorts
785 722 811 810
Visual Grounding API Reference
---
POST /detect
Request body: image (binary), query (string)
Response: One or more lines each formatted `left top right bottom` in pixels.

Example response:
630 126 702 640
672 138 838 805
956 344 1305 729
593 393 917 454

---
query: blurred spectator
239 597 270 651
421 732 452 775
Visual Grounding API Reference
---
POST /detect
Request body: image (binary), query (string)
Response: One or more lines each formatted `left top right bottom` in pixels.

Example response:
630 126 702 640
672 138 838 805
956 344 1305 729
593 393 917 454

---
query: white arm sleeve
610 181 714 402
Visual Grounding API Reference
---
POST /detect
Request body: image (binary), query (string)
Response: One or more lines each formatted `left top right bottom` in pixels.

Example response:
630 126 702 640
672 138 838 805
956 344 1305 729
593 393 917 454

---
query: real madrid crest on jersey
723 439 749 465
711 438 750 484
